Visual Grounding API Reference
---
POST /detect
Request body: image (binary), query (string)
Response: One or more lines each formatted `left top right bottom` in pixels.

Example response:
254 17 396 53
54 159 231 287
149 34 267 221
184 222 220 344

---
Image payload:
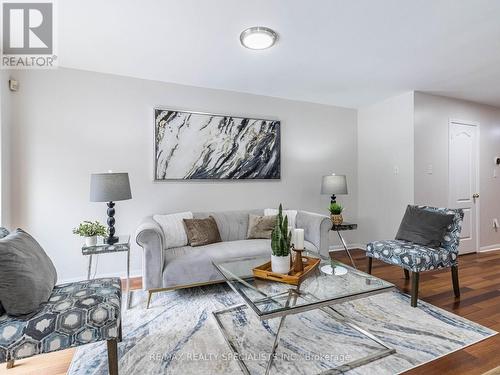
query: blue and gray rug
68 285 496 375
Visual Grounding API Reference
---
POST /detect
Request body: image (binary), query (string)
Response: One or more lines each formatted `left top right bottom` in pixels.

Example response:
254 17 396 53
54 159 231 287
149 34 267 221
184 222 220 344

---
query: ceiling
59 0 500 109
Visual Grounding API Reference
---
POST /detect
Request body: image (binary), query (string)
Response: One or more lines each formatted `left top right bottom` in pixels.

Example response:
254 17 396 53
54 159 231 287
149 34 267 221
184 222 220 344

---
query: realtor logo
1 1 57 68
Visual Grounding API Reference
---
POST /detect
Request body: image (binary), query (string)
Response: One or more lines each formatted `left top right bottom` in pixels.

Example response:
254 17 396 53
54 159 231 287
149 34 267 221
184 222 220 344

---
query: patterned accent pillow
183 216 222 247
247 215 277 239
0 227 9 238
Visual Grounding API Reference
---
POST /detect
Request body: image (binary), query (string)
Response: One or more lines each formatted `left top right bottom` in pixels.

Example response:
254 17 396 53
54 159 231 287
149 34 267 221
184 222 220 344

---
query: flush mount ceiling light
240 26 278 50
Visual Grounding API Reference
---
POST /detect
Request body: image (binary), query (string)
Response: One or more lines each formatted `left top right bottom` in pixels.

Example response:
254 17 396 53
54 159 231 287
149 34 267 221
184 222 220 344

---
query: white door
449 120 479 254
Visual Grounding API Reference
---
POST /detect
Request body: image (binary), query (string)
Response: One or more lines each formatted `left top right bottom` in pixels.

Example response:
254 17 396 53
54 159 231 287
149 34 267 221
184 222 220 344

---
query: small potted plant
329 203 344 225
270 204 292 274
73 220 107 246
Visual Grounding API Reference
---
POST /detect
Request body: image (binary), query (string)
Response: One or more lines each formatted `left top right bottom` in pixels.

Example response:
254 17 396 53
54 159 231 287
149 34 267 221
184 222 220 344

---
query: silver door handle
473 193 479 199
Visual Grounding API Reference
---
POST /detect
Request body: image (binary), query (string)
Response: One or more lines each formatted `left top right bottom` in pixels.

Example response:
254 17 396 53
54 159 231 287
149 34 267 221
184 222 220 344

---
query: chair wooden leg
118 322 123 342
6 360 14 369
411 272 420 307
404 269 410 280
107 339 119 375
451 265 460 298
367 257 373 274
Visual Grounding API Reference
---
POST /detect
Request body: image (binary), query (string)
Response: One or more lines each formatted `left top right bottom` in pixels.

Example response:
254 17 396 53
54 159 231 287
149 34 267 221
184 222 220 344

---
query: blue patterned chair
0 278 122 374
366 205 464 307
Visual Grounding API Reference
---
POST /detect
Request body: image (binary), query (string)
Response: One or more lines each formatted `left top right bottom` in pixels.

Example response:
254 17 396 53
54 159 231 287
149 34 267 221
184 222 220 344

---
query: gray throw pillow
183 216 222 247
0 227 10 315
247 214 277 239
0 229 58 316
395 206 455 248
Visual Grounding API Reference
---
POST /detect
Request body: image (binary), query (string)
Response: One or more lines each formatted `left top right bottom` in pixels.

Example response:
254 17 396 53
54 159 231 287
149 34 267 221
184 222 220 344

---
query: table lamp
321 174 347 204
90 172 132 244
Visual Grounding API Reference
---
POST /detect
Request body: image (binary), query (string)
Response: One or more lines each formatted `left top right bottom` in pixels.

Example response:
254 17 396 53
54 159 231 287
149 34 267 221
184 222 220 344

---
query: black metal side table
82 235 132 309
331 222 358 269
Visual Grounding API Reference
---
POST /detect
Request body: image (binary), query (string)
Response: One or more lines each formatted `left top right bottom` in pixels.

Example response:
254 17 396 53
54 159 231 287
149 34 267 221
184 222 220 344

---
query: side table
82 235 132 309
331 222 358 269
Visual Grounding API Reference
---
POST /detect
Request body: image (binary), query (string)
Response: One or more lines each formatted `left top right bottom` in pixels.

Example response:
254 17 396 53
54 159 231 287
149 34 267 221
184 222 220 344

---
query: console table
331 222 358 269
82 235 132 309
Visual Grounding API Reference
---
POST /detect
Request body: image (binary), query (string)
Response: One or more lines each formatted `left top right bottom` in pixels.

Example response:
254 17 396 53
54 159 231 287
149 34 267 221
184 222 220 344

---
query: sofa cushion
183 216 222 247
193 209 263 242
0 229 58 316
153 211 192 248
247 214 276 239
162 239 317 287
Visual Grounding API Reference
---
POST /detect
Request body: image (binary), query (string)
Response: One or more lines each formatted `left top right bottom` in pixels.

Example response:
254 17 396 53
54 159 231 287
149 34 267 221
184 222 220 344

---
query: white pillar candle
294 228 304 250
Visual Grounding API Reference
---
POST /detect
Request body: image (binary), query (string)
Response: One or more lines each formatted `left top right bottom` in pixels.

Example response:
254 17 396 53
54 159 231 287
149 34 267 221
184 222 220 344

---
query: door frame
448 118 480 253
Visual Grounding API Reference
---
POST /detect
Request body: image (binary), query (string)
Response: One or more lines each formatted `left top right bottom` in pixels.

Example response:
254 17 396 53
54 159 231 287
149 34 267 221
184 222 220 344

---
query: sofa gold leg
146 290 153 309
6 360 14 369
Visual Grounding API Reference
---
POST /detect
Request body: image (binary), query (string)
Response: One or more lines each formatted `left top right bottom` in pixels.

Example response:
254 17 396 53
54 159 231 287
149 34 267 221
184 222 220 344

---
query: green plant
329 202 343 215
271 204 292 257
73 221 107 237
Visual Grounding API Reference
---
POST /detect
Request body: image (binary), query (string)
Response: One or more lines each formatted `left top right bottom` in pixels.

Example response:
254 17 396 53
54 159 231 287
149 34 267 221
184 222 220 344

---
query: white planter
271 254 290 274
85 236 97 247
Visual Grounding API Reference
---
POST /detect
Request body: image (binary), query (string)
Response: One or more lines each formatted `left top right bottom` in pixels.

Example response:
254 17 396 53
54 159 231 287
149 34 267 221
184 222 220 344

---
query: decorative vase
271 254 290 274
331 214 343 225
85 236 97 247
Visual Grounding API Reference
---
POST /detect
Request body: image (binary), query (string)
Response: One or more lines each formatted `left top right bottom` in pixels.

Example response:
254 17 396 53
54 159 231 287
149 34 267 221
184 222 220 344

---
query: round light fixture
240 26 278 50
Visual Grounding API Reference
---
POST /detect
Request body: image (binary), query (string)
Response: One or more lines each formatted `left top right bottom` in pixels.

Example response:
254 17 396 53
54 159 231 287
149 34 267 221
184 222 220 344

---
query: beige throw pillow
183 216 222 247
247 214 277 239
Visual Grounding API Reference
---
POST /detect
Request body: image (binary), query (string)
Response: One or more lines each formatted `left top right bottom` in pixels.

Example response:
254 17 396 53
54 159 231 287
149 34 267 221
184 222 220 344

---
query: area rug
68 285 496 375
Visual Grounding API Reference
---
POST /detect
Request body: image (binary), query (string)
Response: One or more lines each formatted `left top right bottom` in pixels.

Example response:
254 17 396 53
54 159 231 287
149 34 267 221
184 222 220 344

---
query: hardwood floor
1 251 499 375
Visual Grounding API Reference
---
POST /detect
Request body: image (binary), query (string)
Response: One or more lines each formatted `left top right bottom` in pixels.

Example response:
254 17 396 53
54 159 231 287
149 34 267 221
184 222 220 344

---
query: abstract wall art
154 109 281 180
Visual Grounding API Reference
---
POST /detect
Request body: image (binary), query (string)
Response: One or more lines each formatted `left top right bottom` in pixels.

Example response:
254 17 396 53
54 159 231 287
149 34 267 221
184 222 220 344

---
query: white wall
4 68 358 282
0 71 12 227
357 92 414 243
414 92 500 251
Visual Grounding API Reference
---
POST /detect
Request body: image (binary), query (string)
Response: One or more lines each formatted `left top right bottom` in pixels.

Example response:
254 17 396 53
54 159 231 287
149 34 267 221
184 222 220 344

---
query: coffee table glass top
213 252 394 320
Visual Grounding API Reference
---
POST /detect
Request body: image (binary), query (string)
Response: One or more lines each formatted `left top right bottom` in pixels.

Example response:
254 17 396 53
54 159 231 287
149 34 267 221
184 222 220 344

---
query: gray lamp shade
321 174 348 195
90 173 132 202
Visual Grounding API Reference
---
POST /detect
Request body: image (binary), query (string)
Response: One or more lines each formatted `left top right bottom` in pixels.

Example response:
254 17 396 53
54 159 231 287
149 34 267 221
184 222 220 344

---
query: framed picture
154 108 281 180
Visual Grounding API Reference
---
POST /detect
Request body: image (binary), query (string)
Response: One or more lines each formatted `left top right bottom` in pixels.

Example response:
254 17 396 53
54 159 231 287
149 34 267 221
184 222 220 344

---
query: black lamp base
106 201 118 244
330 194 337 204
105 236 119 245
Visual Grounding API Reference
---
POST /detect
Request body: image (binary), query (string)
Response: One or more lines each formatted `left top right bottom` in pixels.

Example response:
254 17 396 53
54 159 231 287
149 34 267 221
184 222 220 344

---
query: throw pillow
183 216 222 247
153 212 193 249
0 229 58 316
395 205 455 248
247 214 277 239
0 228 9 315
264 208 297 229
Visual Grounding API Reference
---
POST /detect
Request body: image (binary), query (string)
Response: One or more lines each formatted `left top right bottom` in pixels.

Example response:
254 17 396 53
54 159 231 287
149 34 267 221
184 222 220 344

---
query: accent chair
365 205 464 307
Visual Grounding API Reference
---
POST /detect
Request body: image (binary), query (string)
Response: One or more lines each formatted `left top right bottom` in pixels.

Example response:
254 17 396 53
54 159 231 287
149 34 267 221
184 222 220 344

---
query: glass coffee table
213 252 396 375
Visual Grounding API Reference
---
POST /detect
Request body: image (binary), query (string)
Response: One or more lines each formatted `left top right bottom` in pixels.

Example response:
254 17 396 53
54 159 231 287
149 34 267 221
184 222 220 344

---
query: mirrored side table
331 222 358 269
82 235 132 309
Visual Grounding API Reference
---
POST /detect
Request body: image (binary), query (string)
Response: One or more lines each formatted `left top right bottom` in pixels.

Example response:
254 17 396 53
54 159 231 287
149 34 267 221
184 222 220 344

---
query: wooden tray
252 256 321 286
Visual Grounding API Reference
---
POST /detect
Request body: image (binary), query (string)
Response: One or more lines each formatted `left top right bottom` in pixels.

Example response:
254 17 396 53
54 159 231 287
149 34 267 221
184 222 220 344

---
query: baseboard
58 269 142 285
479 244 500 252
329 243 364 252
